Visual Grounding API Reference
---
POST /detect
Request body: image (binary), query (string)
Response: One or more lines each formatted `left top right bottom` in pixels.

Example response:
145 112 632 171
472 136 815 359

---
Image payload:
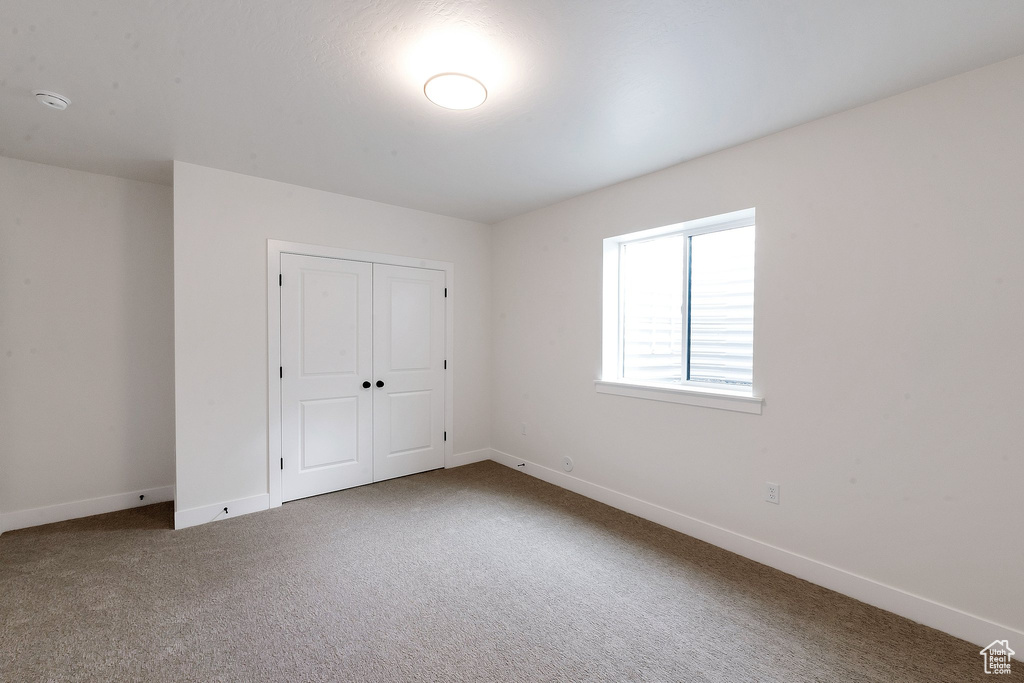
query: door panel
388 279 432 370
281 254 373 501
300 269 360 376
372 264 445 481
300 398 359 468
387 390 433 454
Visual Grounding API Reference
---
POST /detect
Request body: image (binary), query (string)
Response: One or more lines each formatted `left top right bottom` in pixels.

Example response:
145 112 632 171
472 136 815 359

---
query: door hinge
280 457 284 470
444 431 447 441
279 366 283 378
444 287 447 298
279 273 282 286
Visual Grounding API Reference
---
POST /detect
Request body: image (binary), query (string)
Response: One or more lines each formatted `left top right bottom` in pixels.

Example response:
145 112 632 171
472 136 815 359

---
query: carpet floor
0 461 1010 682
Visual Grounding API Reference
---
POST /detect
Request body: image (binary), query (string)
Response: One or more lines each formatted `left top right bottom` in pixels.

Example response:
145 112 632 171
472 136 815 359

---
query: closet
279 253 446 502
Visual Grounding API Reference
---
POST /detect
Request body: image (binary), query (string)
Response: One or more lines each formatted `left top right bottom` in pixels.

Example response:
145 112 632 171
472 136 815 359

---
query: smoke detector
34 90 70 111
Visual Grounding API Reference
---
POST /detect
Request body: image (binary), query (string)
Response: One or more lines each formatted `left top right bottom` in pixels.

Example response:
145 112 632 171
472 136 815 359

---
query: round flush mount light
423 73 487 110
34 90 70 110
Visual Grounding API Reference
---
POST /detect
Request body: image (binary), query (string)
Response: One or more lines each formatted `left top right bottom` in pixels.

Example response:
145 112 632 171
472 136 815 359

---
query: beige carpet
0 461 1011 682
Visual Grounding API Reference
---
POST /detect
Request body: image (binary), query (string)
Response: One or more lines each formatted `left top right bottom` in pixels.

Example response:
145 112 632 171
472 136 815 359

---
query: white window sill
594 379 763 414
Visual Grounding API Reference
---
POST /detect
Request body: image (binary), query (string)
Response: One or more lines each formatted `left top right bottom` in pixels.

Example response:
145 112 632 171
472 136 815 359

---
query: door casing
267 239 454 508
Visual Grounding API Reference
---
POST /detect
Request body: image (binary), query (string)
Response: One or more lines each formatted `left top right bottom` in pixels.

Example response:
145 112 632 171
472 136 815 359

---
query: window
598 208 762 413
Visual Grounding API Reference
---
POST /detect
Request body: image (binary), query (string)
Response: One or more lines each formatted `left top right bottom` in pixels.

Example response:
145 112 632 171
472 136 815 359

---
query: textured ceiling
2 1 1024 223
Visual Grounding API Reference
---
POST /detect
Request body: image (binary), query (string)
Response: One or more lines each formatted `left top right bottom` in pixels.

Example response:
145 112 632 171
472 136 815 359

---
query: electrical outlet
765 482 780 504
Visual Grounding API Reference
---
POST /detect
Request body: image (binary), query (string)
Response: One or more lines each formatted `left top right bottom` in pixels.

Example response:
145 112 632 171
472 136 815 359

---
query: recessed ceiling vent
34 90 70 111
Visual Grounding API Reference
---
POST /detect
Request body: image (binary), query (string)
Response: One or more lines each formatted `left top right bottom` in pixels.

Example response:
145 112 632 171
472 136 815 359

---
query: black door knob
362 381 371 389
376 380 385 388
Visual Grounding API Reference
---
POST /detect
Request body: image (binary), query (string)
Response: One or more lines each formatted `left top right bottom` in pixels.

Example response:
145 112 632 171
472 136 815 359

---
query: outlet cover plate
765 482 780 504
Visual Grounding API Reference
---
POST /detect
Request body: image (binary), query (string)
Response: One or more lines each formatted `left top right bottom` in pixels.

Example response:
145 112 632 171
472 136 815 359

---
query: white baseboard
489 448 1023 652
0 485 175 535
173 493 270 530
446 448 492 469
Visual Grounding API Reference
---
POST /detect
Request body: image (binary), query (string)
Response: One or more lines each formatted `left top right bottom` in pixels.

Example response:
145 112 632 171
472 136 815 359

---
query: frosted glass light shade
424 73 487 110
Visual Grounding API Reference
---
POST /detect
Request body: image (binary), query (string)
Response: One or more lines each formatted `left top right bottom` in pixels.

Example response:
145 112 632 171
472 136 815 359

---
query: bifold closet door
281 254 373 502
372 264 446 482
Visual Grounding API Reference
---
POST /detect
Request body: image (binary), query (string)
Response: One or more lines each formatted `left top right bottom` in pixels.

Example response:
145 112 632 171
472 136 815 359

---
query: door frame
267 239 454 509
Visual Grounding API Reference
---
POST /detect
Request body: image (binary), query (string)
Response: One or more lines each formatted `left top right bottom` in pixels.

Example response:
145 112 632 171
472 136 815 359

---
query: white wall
490 56 1024 637
173 162 491 517
0 156 174 528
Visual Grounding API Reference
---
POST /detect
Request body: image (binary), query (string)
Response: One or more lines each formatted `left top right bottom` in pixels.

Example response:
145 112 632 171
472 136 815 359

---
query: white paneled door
281 254 374 501
372 264 446 482
280 254 445 502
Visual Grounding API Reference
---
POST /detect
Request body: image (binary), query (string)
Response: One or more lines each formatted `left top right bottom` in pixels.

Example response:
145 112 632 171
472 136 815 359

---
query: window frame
598 208 763 414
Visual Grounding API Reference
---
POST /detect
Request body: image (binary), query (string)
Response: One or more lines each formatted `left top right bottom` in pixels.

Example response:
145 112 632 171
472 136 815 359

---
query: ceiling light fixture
34 90 71 111
423 73 487 110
